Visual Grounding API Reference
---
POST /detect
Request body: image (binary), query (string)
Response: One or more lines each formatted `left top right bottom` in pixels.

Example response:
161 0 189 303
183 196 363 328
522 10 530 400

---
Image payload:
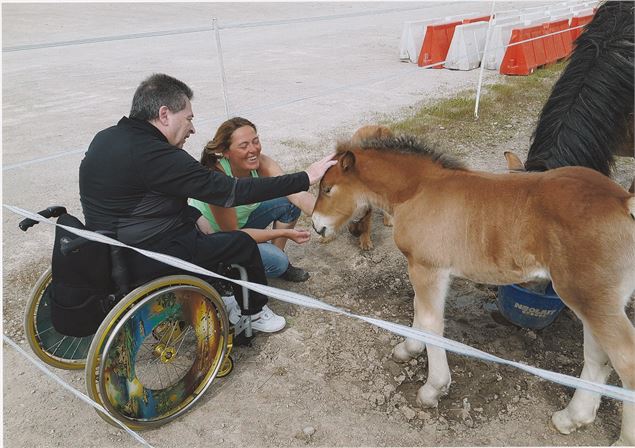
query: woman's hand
287 228 311 244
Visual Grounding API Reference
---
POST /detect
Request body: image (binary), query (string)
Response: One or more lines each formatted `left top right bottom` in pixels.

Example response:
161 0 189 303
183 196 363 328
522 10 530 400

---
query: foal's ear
340 151 356 171
504 151 526 171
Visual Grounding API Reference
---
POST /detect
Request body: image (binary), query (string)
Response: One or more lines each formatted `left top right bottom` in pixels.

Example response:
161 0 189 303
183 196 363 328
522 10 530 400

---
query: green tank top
189 158 260 232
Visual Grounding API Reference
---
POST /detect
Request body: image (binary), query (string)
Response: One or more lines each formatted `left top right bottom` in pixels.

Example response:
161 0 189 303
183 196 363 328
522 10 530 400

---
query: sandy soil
3 2 634 448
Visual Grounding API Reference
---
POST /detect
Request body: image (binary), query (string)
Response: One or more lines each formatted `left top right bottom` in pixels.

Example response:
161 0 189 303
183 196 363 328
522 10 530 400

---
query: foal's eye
322 185 332 195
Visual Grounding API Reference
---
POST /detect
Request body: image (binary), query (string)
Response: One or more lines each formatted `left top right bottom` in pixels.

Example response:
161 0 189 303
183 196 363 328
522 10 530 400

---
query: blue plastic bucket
496 283 565 330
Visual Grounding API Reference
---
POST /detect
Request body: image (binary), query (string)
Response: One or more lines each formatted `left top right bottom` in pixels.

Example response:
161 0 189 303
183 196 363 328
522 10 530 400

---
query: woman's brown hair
200 117 257 169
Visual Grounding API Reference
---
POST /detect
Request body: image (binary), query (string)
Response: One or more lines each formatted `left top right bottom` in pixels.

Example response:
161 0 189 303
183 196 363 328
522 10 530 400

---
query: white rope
2 335 155 448
1 4 440 53
5 204 634 405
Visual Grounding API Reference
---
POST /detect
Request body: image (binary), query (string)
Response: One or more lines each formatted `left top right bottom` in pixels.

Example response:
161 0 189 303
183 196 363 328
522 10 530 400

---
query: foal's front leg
392 264 452 408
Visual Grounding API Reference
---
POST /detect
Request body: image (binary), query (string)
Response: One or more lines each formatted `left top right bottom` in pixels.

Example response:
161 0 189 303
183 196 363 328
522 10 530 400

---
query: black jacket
79 117 309 245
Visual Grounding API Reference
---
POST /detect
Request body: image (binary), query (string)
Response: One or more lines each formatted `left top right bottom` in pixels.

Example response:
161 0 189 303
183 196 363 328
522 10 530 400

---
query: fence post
474 0 496 119
212 17 230 119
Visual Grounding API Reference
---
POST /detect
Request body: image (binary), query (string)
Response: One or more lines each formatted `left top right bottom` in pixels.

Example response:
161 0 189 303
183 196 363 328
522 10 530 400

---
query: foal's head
312 136 464 238
312 142 365 239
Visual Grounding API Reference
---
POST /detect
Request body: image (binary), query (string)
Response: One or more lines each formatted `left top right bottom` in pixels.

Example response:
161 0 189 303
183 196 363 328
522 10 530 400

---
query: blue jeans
243 197 301 278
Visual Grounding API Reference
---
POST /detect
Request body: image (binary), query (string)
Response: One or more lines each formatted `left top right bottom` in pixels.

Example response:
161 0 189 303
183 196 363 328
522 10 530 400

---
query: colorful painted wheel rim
23 268 93 369
85 275 228 429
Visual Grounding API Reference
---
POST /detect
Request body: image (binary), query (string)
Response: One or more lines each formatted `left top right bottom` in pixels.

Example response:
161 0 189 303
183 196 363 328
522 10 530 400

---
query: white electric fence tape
5 204 635 405
2 335 155 448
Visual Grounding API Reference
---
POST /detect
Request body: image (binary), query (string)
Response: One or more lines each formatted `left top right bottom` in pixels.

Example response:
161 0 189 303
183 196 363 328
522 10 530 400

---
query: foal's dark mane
525 1 634 175
338 135 466 170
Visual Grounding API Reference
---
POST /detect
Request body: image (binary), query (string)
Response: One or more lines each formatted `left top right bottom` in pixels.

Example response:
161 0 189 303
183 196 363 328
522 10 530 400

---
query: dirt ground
3 2 635 447
3 107 634 447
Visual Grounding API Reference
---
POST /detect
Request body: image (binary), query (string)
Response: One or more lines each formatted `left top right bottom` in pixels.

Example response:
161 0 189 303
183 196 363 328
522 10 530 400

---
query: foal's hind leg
552 287 635 445
392 264 452 408
551 325 612 433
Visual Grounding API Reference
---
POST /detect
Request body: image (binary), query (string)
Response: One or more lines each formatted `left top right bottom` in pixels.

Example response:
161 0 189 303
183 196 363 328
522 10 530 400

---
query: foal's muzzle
312 223 326 237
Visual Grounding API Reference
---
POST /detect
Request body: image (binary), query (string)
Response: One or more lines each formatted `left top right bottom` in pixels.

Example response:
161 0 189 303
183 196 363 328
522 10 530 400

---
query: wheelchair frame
20 206 255 429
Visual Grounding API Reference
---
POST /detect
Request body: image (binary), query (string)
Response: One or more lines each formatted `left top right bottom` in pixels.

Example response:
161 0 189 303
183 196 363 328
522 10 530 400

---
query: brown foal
312 136 635 445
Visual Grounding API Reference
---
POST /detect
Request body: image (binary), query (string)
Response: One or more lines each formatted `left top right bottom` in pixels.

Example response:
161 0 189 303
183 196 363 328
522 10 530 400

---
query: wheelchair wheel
217 355 234 378
85 275 230 430
23 268 93 369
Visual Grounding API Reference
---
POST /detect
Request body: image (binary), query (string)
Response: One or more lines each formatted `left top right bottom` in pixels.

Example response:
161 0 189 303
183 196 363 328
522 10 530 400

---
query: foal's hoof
551 408 591 435
359 237 373 251
416 383 445 409
392 339 424 363
392 342 412 363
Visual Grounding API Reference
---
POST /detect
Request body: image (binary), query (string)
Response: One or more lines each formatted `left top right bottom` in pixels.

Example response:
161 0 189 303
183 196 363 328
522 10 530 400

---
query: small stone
436 417 449 431
303 426 316 437
401 406 416 420
370 393 385 406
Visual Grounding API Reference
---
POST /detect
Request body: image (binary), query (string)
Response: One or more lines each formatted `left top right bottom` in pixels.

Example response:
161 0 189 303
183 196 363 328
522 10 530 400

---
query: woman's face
225 125 261 175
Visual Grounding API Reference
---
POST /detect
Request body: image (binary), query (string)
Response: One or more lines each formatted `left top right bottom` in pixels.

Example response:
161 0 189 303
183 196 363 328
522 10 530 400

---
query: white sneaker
250 305 286 333
221 295 241 325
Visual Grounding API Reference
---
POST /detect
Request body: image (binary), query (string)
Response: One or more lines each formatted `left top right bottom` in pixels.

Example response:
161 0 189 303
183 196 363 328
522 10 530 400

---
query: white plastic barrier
549 13 573 23
573 8 594 17
492 15 521 25
483 21 522 70
522 12 550 22
398 13 488 64
399 19 437 62
548 7 573 16
445 21 489 70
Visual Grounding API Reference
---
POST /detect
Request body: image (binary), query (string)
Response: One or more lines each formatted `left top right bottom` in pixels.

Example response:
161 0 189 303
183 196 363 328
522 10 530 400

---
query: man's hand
287 228 311 244
305 153 337 185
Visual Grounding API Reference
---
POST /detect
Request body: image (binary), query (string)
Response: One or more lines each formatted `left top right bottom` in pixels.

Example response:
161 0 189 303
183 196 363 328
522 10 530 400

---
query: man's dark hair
129 73 194 121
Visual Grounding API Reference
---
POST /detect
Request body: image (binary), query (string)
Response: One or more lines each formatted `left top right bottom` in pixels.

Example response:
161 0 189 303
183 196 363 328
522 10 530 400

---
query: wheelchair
21 206 255 430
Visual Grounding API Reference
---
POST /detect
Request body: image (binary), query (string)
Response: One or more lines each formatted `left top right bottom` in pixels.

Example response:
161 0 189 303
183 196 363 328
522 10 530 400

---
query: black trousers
127 225 268 315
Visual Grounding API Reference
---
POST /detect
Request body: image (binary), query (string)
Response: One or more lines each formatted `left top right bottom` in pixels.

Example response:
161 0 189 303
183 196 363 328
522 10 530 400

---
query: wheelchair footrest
233 331 254 347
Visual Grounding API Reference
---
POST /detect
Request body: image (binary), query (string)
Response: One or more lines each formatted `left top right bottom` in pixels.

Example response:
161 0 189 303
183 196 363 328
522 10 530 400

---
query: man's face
165 98 195 148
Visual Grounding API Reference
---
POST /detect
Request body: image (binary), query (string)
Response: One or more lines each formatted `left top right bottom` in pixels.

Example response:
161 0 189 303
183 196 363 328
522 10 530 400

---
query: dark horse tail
525 1 634 176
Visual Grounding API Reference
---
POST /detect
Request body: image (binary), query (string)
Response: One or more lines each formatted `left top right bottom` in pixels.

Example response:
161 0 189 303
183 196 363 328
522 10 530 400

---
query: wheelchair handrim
23 268 92 369
86 275 229 429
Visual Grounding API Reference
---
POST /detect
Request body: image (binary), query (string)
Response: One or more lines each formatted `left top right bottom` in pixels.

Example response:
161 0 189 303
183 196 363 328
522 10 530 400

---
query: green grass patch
388 61 567 154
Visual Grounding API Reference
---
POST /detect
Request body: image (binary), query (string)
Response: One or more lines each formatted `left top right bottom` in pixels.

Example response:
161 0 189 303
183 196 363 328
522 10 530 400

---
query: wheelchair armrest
18 206 67 231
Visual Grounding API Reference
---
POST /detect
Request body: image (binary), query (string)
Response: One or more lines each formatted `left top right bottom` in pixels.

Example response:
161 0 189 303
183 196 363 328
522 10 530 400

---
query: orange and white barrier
400 1 597 75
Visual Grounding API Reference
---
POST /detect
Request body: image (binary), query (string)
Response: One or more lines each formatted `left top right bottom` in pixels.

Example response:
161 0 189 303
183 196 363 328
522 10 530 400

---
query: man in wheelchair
76 73 335 334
